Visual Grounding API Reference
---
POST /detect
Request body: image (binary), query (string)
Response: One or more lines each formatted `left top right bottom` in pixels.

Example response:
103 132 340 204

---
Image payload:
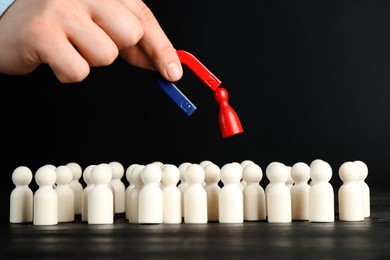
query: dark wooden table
2 188 389 259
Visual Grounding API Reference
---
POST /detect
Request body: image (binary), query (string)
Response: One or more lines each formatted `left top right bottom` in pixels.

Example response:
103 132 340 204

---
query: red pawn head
214 88 244 138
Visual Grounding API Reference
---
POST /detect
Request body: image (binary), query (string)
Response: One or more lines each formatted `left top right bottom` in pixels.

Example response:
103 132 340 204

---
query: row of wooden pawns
9 159 370 225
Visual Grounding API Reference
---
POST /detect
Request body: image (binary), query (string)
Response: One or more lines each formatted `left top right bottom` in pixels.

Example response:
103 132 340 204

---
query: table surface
2 188 390 260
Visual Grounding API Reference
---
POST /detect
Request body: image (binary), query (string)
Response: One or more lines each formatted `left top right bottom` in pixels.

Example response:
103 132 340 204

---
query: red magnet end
177 50 222 91
214 88 244 138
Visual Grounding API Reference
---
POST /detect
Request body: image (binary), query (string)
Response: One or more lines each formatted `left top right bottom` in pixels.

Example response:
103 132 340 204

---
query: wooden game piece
309 159 323 186
66 162 83 215
354 160 370 218
81 165 95 222
125 164 138 219
43 164 57 189
126 164 139 190
178 162 191 189
203 163 221 222
199 160 213 168
241 160 255 168
100 163 116 213
55 165 75 222
183 163 208 224
33 165 58 225
285 166 294 190
88 163 113 224
265 162 292 223
214 87 244 138
338 161 364 221
290 162 311 221
152 161 164 168
44 164 56 169
240 161 252 188
161 164 182 224
108 161 126 214
128 165 144 224
219 163 244 223
309 160 334 222
264 162 278 217
178 162 191 218
199 160 213 187
242 163 266 221
138 163 163 224
9 166 33 223
310 159 323 166
229 161 245 190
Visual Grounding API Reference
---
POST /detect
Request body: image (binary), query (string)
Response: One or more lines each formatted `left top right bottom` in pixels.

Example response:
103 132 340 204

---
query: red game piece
214 88 244 138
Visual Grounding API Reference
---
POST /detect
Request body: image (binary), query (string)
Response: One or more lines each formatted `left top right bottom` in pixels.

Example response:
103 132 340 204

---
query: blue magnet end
156 73 197 117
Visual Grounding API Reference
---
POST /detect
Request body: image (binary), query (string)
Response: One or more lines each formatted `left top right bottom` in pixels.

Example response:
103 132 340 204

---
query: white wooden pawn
10 166 33 223
241 160 255 168
161 164 182 224
242 163 266 221
266 162 291 223
219 163 244 223
230 161 245 191
178 162 191 218
184 164 208 224
204 163 221 222
200 160 213 187
125 164 139 219
264 162 278 217
126 164 139 190
152 161 164 168
44 164 56 170
43 164 57 189
309 160 334 222
354 160 370 218
290 162 311 220
338 161 364 221
199 160 213 168
66 162 83 215
138 163 163 224
88 164 113 224
81 165 95 222
309 159 323 186
33 165 58 225
55 165 75 222
240 160 254 187
285 166 294 190
100 163 115 214
265 161 281 195
109 161 126 214
128 165 144 224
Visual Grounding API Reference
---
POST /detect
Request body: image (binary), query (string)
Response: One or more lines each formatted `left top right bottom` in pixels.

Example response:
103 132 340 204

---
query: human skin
0 0 183 83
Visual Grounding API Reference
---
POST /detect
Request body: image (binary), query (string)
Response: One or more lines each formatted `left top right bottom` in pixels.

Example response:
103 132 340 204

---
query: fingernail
166 62 182 81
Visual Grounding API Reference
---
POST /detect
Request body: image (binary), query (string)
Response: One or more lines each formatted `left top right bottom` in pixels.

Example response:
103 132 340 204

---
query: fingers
39 0 147 82
119 0 183 82
119 45 154 70
86 0 144 50
34 23 91 83
0 0 182 83
50 0 182 82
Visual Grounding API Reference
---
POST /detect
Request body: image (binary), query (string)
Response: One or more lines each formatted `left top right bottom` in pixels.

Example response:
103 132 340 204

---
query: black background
2 0 390 221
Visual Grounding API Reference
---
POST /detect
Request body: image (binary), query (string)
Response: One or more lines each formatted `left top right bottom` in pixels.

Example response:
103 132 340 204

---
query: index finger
121 0 183 82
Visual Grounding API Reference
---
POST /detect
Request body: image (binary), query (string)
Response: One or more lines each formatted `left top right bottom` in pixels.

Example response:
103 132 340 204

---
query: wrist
0 0 15 17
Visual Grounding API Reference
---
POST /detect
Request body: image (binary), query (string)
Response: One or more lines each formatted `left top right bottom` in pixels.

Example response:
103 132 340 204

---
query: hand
0 0 183 83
